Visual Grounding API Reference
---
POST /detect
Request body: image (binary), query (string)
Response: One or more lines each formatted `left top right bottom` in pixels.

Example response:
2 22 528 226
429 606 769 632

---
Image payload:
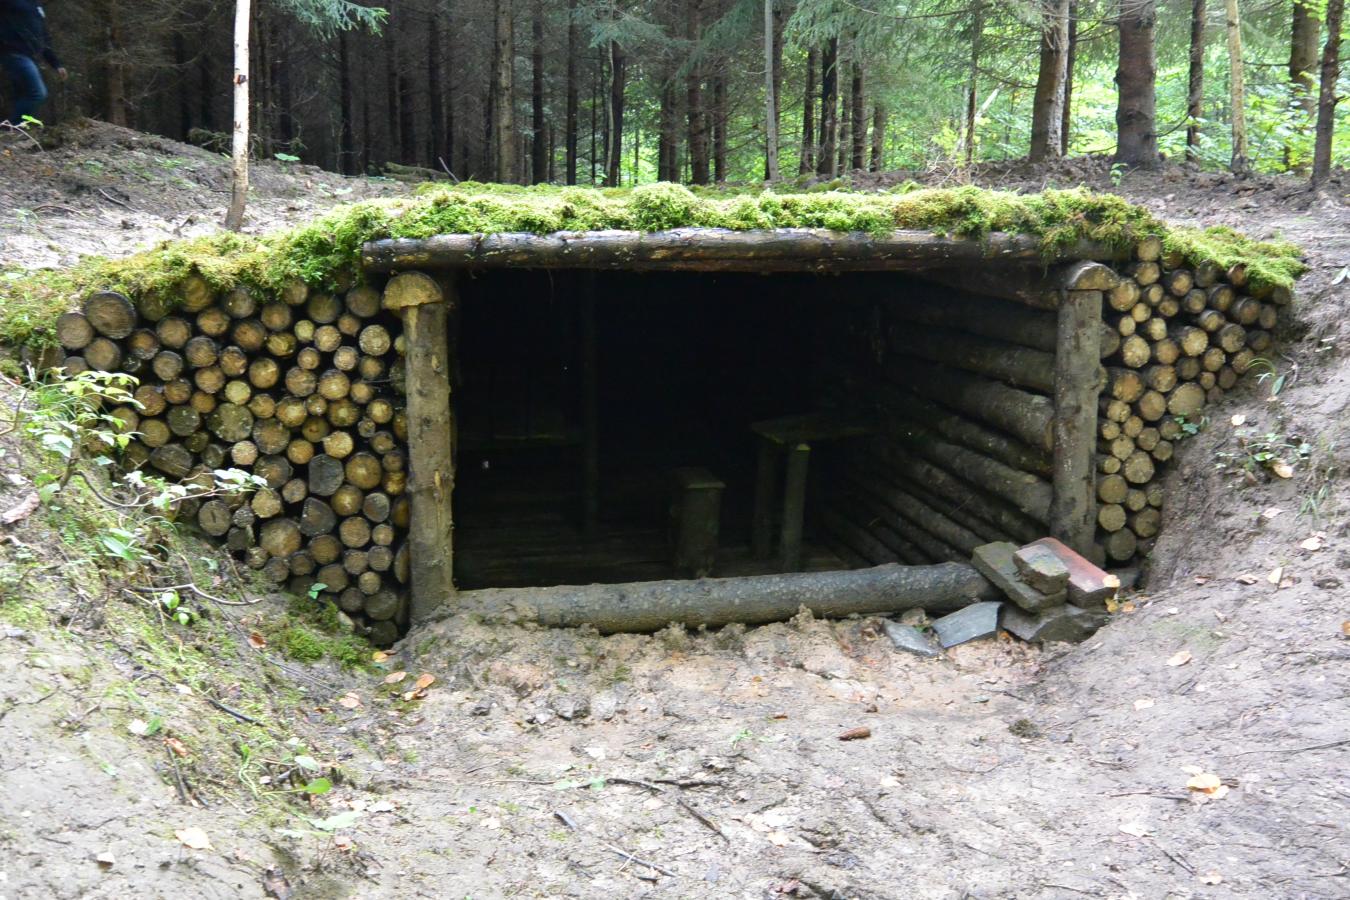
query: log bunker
39 185 1304 645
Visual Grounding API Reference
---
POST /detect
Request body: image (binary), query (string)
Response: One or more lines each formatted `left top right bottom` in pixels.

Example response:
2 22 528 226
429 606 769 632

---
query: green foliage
280 626 327 662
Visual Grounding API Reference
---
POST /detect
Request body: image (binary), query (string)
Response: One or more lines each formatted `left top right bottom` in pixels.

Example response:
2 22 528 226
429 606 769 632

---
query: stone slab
931 601 1003 649
1021 537 1120 609
881 619 941 658
1013 543 1070 594
1001 603 1108 644
972 542 1065 612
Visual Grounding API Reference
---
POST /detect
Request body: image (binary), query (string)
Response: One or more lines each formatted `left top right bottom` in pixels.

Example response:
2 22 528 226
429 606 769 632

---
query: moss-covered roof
0 182 1306 348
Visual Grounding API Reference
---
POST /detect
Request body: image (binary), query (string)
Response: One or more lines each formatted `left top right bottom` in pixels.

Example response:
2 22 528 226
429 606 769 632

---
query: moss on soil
0 182 1306 348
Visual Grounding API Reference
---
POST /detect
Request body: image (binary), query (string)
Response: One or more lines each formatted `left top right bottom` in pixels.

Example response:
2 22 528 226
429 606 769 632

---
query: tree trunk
659 81 681 181
1225 0 1248 174
337 30 354 175
103 0 129 126
225 0 251 231
1114 0 1158 168
1288 1 1320 170
459 563 997 634
565 0 579 184
966 0 984 165
763 0 779 181
686 0 709 184
493 0 517 182
1186 0 1205 161
1029 0 1070 161
1312 0 1345 184
849 61 865 171
605 40 626 186
1061 1 1077 155
429 9 446 170
712 75 727 182
398 74 416 166
531 0 547 183
837 50 850 173
818 37 838 176
385 34 401 163
870 102 886 171
800 48 816 174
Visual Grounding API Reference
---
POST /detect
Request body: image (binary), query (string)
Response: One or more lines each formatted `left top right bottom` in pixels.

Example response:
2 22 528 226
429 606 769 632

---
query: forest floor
0 120 1347 899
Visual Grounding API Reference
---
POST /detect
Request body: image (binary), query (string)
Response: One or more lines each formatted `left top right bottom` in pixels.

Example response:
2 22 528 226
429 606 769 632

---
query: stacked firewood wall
1095 236 1289 563
815 244 1288 570
55 275 412 646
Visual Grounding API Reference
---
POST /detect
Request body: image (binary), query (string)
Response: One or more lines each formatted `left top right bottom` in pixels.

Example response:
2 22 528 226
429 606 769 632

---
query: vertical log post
779 443 811 572
1051 262 1112 562
384 271 457 621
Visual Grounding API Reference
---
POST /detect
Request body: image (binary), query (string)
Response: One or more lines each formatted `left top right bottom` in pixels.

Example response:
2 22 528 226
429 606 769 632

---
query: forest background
24 0 1350 189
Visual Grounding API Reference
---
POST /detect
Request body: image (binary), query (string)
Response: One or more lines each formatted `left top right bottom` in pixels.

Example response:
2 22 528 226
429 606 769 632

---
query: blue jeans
0 53 48 125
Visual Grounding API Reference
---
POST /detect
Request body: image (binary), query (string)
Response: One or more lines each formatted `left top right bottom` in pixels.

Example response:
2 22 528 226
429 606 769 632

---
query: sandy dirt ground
0 123 1346 899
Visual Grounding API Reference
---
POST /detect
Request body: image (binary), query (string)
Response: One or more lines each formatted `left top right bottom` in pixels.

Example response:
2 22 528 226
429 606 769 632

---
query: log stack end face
58 276 414 647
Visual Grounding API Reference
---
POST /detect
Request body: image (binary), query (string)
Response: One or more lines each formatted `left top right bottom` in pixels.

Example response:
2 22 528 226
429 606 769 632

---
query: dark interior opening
453 269 863 589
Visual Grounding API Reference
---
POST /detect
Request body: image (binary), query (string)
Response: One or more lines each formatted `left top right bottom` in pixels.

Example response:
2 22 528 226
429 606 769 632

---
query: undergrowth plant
5 368 265 577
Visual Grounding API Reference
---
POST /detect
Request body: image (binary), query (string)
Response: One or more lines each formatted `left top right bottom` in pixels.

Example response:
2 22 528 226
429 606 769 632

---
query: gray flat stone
1001 603 1108 644
1013 544 1070 594
881 619 941 657
931 601 1003 648
972 542 1065 612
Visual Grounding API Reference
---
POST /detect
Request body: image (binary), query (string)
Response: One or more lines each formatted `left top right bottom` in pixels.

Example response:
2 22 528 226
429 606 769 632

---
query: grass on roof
0 182 1306 349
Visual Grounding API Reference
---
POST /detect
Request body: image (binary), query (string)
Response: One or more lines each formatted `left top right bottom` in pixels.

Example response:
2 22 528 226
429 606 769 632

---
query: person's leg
0 54 48 125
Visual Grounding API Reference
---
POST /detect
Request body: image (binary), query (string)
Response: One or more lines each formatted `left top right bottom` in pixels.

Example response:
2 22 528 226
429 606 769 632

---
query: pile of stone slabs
882 538 1121 653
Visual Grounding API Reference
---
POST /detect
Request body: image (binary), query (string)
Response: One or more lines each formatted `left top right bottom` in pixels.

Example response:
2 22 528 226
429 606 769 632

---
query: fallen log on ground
454 562 998 633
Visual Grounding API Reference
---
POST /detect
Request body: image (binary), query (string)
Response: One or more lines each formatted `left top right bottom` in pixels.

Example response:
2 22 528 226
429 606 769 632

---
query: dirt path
0 131 1346 898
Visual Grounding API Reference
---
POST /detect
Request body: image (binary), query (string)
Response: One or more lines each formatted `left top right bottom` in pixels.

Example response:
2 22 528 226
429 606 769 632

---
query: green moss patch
0 182 1306 349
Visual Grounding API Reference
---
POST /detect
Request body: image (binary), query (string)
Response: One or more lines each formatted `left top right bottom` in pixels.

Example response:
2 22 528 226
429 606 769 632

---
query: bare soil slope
0 131 1346 899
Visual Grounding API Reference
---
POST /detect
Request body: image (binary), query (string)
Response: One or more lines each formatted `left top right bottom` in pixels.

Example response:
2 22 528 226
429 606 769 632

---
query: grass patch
0 182 1305 348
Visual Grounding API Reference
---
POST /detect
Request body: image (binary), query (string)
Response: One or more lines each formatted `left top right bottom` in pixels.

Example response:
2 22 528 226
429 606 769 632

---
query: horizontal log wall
810 280 1064 569
812 248 1288 570
59 276 413 647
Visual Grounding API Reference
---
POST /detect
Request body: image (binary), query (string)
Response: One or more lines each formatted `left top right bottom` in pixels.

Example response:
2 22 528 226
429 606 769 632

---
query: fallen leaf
1193 576 1210 585
1186 772 1222 793
1230 414 1246 427
1271 460 1294 479
414 673 436 690
164 736 190 758
0 492 39 525
1341 621 1350 637
95 851 115 868
247 632 267 649
1198 872 1223 885
1133 698 1154 711
1118 822 1150 838
1167 650 1193 667
383 671 407 685
401 689 429 702
371 650 388 663
1267 566 1283 585
337 693 361 709
175 827 213 850
127 719 149 736
837 726 872 741
1300 536 1324 551
1236 574 1258 585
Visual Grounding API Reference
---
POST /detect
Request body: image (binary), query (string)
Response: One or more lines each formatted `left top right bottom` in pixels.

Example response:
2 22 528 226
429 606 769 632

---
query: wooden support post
751 438 777 559
580 275 599 538
1050 262 1110 561
384 271 457 622
779 443 811 572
